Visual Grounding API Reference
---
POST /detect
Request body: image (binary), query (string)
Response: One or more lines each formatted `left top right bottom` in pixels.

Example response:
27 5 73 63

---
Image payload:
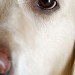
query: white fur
0 0 75 75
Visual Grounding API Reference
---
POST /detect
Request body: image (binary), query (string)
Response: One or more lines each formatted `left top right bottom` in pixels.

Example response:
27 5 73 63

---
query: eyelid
25 0 60 17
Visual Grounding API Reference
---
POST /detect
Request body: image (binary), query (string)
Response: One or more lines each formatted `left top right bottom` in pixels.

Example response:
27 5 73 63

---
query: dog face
0 0 75 75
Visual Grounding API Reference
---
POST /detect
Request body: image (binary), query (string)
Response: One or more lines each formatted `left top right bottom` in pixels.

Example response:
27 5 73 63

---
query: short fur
0 0 75 75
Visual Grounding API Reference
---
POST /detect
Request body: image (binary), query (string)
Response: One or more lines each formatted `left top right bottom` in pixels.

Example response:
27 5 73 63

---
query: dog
0 0 75 75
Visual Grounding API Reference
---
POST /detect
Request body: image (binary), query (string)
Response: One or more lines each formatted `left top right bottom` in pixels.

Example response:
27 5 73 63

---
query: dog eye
38 0 57 10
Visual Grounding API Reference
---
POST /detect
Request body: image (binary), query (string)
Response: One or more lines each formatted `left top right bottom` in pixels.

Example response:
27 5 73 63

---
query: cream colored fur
0 0 75 75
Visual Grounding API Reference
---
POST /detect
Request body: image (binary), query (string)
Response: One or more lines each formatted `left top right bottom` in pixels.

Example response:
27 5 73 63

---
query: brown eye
38 0 57 10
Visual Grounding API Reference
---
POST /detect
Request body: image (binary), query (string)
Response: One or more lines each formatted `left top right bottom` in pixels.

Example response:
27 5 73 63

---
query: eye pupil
38 0 57 9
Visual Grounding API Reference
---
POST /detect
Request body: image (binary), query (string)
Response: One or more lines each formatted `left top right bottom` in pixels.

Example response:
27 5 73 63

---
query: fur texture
0 0 75 75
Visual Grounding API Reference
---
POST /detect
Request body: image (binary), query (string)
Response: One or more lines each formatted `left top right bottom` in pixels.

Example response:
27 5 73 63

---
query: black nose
0 47 11 75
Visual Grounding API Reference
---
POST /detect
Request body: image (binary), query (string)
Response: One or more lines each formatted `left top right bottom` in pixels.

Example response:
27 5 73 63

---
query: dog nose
0 47 11 74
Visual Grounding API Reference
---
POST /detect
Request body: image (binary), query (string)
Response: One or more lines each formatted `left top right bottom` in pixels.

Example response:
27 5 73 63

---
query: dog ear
72 43 75 75
73 62 75 75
